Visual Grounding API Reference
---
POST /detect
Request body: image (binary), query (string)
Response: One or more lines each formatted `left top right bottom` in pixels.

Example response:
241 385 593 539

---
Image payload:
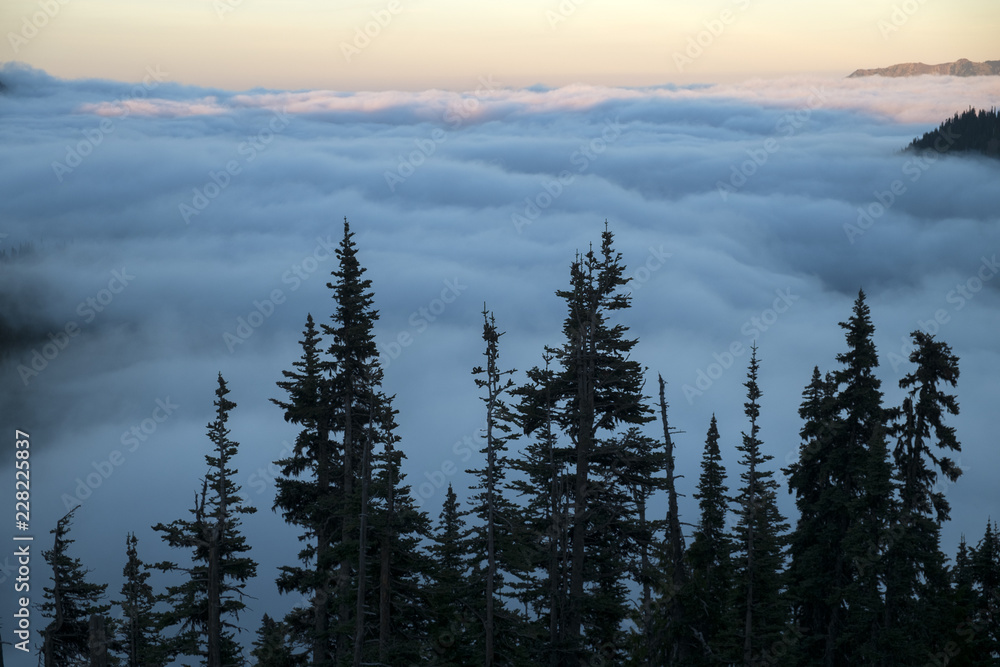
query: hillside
849 58 1000 78
906 107 1000 158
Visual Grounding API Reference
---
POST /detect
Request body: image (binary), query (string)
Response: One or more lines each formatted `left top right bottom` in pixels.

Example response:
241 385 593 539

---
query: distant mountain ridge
849 58 1000 78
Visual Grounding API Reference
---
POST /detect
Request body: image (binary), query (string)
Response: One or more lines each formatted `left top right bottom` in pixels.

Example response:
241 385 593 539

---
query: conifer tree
684 414 736 665
270 313 337 666
426 484 476 664
732 345 787 666
785 291 894 665
366 380 433 665
783 366 840 665
153 374 257 667
40 507 111 666
464 306 525 666
970 520 1000 659
883 330 962 662
547 224 654 662
115 533 166 667
509 355 572 665
250 614 300 667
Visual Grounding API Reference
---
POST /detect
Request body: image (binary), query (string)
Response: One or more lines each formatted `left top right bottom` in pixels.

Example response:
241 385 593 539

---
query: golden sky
2 0 997 90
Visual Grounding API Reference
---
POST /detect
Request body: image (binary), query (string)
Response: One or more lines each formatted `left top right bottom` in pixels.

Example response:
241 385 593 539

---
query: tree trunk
314 427 332 666
353 389 373 666
88 614 109 667
378 438 394 663
486 389 497 667
337 390 355 665
207 521 222 667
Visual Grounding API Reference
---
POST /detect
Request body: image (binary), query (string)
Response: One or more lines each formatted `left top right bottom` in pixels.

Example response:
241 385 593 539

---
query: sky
1 1 999 665
1 0 998 89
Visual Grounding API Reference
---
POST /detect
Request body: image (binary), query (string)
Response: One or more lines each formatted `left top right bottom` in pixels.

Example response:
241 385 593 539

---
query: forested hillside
907 107 1000 158
30 221 1000 667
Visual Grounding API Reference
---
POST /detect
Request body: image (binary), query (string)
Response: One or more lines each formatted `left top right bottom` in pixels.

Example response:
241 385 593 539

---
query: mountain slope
849 58 1000 78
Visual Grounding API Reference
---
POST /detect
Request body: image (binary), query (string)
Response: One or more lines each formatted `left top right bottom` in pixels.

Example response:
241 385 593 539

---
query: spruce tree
783 366 839 665
785 291 894 666
884 330 962 662
547 224 654 662
115 533 166 667
40 507 111 666
970 520 1000 659
426 484 476 664
464 306 526 666
250 614 300 667
366 378 433 665
732 345 788 666
508 354 572 665
684 414 736 665
271 313 337 666
153 374 258 667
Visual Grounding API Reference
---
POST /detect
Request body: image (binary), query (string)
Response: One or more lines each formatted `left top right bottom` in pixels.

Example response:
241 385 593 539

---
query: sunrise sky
2 0 998 90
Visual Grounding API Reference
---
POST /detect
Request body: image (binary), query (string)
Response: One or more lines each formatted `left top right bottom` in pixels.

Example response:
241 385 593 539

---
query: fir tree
115 533 166 667
732 345 788 666
40 507 111 666
426 484 477 664
153 374 258 667
684 414 736 665
547 224 654 663
883 330 962 662
270 313 338 666
785 291 895 666
464 306 525 666
250 614 301 667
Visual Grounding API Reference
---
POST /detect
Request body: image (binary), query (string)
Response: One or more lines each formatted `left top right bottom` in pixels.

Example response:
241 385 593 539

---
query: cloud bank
1 63 998 657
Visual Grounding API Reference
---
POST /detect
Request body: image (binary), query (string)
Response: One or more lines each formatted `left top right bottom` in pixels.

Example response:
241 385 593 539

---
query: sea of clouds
1 63 998 653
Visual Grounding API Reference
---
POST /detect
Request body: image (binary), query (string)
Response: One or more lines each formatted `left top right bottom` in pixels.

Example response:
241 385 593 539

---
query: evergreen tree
115 533 166 667
732 345 788 666
783 366 839 665
508 354 572 665
366 377 433 665
270 313 338 666
39 507 111 666
785 291 894 666
970 520 1000 660
426 484 477 664
547 224 654 663
250 614 301 667
464 306 528 666
153 374 258 667
684 414 736 665
883 330 962 662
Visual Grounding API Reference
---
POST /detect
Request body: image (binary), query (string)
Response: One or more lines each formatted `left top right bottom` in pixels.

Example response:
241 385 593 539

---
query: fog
2 63 998 659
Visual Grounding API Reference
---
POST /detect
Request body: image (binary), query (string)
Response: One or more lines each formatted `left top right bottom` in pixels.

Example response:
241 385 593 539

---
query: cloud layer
2 64 999 655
